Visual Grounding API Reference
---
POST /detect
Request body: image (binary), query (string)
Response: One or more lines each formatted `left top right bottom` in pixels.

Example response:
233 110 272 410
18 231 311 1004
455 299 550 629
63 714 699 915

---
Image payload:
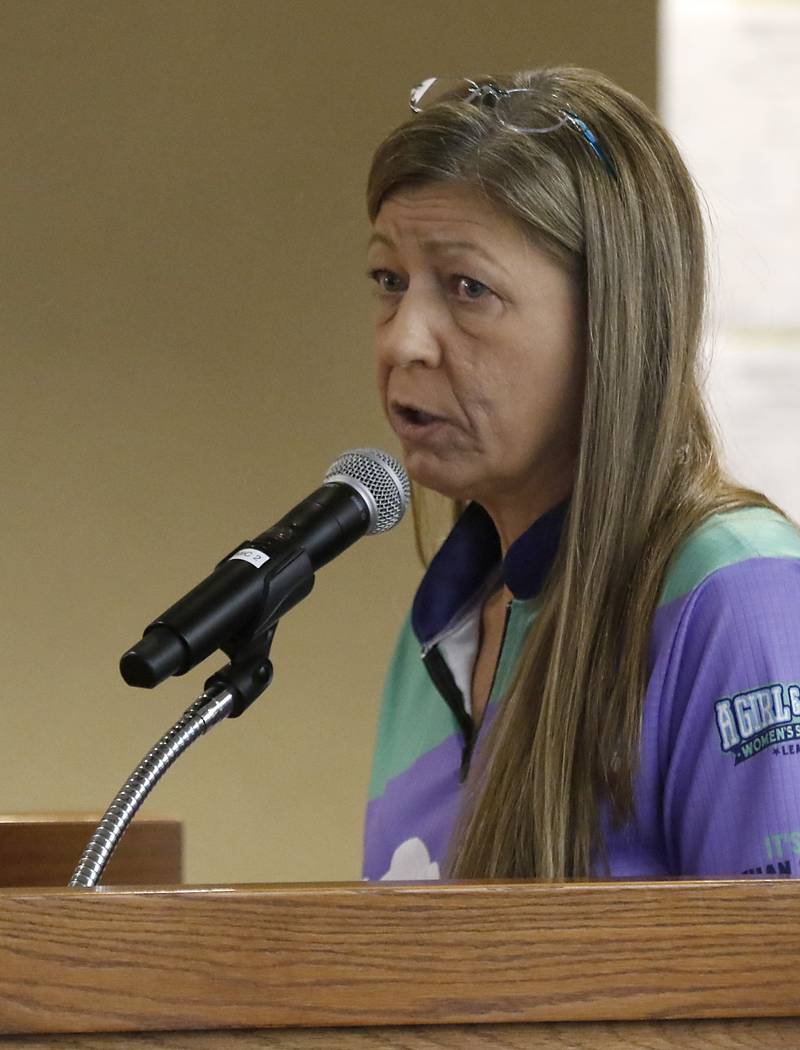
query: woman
362 67 800 881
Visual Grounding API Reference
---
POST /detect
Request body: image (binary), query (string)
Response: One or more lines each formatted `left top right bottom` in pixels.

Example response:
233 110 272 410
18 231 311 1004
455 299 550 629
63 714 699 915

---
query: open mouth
393 403 444 427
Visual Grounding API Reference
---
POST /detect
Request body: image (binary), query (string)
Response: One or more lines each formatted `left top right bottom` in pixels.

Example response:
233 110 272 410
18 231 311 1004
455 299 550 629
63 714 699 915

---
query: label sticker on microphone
229 548 270 569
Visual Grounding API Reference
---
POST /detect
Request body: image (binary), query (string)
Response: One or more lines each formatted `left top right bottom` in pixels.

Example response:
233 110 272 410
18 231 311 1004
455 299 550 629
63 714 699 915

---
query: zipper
421 599 513 782
421 645 475 782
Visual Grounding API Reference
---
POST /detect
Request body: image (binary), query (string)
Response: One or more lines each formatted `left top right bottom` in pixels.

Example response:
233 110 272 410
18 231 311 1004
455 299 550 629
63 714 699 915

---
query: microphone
119 448 410 689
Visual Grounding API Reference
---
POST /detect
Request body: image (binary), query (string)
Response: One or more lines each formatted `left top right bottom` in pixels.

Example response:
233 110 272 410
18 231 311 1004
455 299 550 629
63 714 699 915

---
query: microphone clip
203 622 277 719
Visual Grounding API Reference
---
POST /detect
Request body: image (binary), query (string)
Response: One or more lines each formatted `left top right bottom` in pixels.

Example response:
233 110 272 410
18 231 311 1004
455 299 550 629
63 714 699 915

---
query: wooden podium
0 813 182 888
2 877 800 1047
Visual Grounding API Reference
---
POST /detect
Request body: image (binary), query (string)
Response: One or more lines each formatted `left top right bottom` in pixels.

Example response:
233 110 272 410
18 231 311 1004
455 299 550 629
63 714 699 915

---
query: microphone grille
324 448 410 534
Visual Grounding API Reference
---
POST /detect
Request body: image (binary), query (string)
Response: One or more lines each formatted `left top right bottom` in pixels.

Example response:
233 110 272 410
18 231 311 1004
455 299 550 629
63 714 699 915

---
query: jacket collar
411 498 568 646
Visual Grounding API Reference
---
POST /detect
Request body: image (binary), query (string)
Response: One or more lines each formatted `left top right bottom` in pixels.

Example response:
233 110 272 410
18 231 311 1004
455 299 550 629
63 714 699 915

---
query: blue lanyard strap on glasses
562 111 618 178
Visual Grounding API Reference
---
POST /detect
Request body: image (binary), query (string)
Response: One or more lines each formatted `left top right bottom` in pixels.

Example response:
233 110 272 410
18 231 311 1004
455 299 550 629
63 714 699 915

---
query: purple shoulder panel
644 557 800 876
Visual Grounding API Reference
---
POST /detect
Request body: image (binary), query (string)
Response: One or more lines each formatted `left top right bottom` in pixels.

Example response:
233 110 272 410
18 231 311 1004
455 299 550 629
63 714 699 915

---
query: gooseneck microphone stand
68 448 411 888
68 625 277 889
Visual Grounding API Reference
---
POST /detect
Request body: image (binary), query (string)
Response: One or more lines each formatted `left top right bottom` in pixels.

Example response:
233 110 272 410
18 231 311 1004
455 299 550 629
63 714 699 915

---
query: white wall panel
660 0 800 521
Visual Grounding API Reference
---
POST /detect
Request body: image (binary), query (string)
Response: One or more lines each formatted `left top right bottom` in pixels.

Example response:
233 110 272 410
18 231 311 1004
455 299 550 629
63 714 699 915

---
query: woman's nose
376 291 444 369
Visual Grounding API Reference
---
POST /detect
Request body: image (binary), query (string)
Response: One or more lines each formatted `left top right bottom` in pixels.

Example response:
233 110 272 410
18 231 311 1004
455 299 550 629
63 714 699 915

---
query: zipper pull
459 735 475 783
455 726 474 785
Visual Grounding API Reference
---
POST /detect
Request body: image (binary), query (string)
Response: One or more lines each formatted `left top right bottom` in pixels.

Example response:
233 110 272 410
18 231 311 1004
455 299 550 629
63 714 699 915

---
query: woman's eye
452 275 491 302
366 268 493 305
367 268 405 294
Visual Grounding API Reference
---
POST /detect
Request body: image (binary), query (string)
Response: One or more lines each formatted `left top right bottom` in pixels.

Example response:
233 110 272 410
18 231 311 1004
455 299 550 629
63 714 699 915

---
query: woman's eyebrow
366 232 394 251
366 232 510 275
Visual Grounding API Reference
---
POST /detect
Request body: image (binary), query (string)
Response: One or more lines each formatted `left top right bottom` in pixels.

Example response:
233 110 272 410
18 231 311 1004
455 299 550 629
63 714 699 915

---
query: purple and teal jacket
363 502 800 880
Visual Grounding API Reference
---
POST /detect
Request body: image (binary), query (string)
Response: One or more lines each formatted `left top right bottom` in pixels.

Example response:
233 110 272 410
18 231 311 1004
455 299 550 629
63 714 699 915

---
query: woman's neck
480 478 571 557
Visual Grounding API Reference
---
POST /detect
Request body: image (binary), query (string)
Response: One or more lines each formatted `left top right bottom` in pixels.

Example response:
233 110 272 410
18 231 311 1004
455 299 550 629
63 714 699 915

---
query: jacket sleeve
659 556 800 876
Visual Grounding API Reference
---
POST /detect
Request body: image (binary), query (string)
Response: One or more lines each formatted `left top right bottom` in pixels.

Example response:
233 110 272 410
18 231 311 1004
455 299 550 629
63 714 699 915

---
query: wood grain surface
1 879 799 1037
0 815 182 888
2 1018 800 1050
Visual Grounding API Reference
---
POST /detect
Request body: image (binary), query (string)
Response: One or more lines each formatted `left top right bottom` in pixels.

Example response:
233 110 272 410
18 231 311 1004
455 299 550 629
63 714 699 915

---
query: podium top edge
1 876 795 900
0 813 180 825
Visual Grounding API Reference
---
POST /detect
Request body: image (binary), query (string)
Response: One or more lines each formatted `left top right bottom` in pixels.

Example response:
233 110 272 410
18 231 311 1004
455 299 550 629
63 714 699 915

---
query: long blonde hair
367 67 781 878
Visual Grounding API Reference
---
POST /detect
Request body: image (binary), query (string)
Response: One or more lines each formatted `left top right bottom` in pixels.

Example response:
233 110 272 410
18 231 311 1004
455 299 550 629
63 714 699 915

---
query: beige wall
1 1 656 883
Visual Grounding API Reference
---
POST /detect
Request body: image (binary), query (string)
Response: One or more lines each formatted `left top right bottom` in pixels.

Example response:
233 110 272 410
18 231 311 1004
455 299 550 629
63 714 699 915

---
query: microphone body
120 450 409 689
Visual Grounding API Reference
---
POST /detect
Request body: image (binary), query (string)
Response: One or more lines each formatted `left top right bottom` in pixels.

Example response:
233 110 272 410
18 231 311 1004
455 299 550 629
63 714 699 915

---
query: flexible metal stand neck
68 687 235 888
69 624 278 889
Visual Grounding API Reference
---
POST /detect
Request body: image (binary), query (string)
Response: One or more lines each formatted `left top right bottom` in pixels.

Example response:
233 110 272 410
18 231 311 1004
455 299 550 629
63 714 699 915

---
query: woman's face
368 181 586 519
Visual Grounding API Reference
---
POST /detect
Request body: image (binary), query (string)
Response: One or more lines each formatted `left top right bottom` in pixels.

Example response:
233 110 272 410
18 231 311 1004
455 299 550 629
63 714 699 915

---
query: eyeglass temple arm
565 112 618 178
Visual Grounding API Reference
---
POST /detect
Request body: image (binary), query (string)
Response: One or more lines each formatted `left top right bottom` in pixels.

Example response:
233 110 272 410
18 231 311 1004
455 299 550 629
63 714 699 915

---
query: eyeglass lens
410 78 567 133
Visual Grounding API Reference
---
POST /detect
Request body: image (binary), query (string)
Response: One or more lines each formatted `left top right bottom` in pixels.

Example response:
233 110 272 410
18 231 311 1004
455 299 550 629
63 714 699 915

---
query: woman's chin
402 448 476 503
